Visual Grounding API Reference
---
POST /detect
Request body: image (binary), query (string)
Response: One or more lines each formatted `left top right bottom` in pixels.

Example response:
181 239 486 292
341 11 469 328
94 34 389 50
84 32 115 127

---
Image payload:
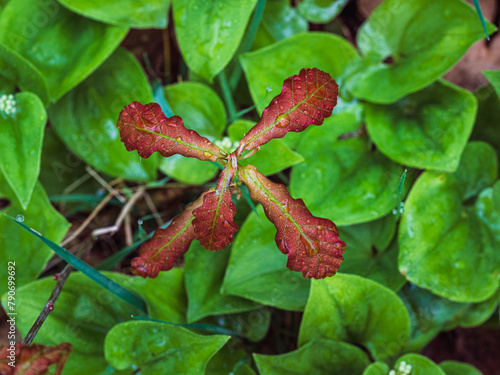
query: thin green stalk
153 79 174 117
5 214 147 313
219 69 238 123
229 0 266 90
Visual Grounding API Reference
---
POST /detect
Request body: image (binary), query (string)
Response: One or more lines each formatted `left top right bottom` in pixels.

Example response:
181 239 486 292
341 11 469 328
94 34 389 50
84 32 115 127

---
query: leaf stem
229 0 266 90
22 264 73 345
472 0 490 41
219 69 238 123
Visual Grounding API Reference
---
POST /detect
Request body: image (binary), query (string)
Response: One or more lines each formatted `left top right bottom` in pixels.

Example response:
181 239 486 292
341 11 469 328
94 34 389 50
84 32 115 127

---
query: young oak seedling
117 68 346 279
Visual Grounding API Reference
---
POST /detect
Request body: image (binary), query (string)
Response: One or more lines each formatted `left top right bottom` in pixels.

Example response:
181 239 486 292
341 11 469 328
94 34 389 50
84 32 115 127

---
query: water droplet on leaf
16 215 24 222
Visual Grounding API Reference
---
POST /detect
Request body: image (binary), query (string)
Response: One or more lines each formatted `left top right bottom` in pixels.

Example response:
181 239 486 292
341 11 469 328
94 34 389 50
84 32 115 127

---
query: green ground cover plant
0 0 499 374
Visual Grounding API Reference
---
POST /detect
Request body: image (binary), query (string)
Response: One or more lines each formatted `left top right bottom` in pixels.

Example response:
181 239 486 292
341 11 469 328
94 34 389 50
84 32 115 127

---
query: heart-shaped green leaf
398 143 500 302
364 80 477 172
0 92 46 209
254 339 370 375
343 0 496 103
104 320 229 374
298 274 411 361
49 48 157 182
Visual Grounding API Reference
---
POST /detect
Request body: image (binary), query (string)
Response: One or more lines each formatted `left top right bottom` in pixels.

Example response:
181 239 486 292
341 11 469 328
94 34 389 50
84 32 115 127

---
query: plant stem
219 69 238 123
229 0 266 90
22 264 73 345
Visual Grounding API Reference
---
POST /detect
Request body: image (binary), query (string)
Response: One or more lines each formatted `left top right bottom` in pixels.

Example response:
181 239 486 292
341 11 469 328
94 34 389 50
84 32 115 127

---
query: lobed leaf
238 68 338 152
131 194 205 278
238 164 345 279
192 159 239 251
117 101 225 161
0 342 72 375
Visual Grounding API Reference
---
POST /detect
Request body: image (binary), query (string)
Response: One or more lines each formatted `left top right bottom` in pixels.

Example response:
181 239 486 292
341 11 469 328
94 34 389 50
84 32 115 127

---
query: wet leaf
364 80 477 172
131 194 204 278
343 0 497 103
104 320 229 374
117 101 225 162
298 274 411 361
439 361 482 375
239 68 338 152
254 339 370 375
297 0 349 24
173 0 256 81
238 164 345 279
193 160 238 251
0 342 72 375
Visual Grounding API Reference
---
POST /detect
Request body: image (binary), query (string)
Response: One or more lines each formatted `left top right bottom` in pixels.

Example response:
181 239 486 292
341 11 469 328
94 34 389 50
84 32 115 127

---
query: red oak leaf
117 101 225 161
238 164 345 279
238 68 338 153
131 194 205 278
0 342 72 375
192 158 238 251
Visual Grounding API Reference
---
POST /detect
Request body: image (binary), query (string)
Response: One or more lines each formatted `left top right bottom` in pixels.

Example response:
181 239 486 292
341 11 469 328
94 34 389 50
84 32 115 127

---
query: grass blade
4 214 147 313
472 0 490 40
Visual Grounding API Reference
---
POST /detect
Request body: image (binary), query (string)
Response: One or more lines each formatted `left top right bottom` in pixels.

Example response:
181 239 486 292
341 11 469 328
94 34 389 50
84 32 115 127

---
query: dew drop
203 151 213 158
306 219 310 224
138 219 144 225
16 214 24 222
176 136 182 141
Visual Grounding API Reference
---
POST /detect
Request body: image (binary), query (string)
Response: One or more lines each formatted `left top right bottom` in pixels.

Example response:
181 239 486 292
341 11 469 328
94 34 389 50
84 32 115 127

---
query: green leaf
222 205 310 311
0 43 49 104
0 92 46 209
48 48 157 182
228 119 304 175
254 339 370 375
172 0 256 82
0 0 128 102
241 32 359 115
364 80 477 172
184 241 260 323
439 360 482 375
298 274 411 361
393 354 445 375
1 272 143 375
56 0 170 28
399 284 499 352
343 0 497 103
0 179 69 292
297 0 349 24
473 83 500 152
159 81 226 184
290 112 406 226
104 320 229 374
339 214 406 291
398 144 500 302
253 0 307 50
